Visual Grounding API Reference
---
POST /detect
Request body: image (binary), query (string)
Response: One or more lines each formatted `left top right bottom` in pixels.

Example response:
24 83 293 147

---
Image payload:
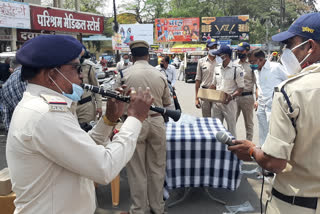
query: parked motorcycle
96 69 117 100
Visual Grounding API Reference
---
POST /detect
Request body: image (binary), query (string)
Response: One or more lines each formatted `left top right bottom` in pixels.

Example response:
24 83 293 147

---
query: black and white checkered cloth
164 117 242 199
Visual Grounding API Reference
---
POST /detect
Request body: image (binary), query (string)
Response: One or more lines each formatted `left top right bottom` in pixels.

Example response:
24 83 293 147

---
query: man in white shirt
248 49 287 145
156 56 177 87
116 53 133 72
6 35 153 214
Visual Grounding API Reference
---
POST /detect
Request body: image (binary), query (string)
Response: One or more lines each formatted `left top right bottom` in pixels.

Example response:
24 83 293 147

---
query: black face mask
160 63 165 68
238 53 247 59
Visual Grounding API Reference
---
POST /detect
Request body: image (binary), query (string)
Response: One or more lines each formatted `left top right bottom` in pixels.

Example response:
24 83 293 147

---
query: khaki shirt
80 60 102 109
120 60 171 110
262 63 320 197
6 84 142 214
236 59 255 92
212 61 245 94
195 56 217 88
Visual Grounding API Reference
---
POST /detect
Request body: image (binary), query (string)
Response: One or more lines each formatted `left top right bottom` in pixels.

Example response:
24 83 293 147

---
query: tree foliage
61 0 318 44
63 0 104 14
118 0 317 44
118 0 168 23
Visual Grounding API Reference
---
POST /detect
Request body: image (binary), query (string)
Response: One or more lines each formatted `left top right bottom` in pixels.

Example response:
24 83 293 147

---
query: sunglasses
63 63 82 74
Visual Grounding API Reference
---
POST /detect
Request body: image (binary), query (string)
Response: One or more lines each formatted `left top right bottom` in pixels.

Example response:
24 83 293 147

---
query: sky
101 0 126 16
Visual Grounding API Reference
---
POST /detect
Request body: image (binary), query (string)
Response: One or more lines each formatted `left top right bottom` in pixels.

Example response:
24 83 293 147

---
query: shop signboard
170 44 206 53
0 0 31 29
17 29 55 42
30 5 104 34
201 15 249 41
155 18 200 42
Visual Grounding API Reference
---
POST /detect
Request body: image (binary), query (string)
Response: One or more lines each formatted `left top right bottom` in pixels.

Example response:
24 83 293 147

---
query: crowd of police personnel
3 12 320 214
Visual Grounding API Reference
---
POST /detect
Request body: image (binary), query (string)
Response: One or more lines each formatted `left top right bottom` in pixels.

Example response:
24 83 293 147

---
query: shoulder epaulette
40 94 68 112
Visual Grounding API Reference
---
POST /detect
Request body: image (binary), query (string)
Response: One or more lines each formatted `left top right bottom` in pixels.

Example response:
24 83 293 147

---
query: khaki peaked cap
129 40 150 50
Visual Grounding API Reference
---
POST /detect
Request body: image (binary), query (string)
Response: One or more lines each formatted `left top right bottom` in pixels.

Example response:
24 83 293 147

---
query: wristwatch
231 94 234 100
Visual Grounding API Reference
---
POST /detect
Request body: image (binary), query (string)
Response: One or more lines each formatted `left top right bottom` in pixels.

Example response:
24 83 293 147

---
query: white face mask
220 54 227 62
280 40 311 75
215 56 223 64
208 49 218 57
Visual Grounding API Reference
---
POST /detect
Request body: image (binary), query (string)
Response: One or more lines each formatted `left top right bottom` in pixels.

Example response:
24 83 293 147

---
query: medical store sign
0 0 31 29
30 6 104 34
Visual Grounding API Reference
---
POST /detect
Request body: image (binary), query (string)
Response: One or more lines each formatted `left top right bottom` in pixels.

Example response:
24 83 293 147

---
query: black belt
241 91 253 96
272 188 318 210
78 96 92 105
201 86 208 89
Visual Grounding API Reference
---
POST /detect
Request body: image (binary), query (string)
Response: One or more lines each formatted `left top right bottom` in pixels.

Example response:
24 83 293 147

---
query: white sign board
115 24 154 51
0 0 31 29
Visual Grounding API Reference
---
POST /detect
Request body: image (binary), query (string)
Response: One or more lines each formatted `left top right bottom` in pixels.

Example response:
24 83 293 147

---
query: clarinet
82 84 181 122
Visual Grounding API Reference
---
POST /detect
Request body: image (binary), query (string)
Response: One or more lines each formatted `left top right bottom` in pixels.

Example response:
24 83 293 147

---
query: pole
266 19 270 56
75 0 80 11
280 0 285 50
280 0 285 32
113 0 120 63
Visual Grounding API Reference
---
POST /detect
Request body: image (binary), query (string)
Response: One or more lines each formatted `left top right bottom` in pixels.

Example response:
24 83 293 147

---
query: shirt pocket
201 66 209 73
222 72 236 90
215 72 222 86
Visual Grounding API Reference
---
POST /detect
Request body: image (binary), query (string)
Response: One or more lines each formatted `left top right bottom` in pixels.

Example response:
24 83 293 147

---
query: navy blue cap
16 35 83 68
272 13 320 42
210 45 232 56
207 38 218 47
236 42 250 51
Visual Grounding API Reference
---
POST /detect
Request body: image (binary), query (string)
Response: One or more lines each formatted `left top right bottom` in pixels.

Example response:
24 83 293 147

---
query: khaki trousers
236 95 255 141
76 99 96 124
266 195 320 214
213 100 237 138
201 100 213 117
127 116 166 214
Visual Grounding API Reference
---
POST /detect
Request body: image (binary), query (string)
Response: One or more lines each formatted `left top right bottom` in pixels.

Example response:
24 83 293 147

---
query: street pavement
0 80 271 214
94 80 271 214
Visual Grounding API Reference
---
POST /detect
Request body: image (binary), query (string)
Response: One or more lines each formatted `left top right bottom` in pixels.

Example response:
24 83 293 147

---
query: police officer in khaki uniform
195 39 219 117
6 35 154 214
120 40 171 214
235 42 255 141
209 46 244 138
76 54 102 124
229 13 320 214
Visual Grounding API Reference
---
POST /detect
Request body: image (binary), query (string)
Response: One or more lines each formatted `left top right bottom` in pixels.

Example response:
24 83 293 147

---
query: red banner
30 6 104 34
155 18 200 42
